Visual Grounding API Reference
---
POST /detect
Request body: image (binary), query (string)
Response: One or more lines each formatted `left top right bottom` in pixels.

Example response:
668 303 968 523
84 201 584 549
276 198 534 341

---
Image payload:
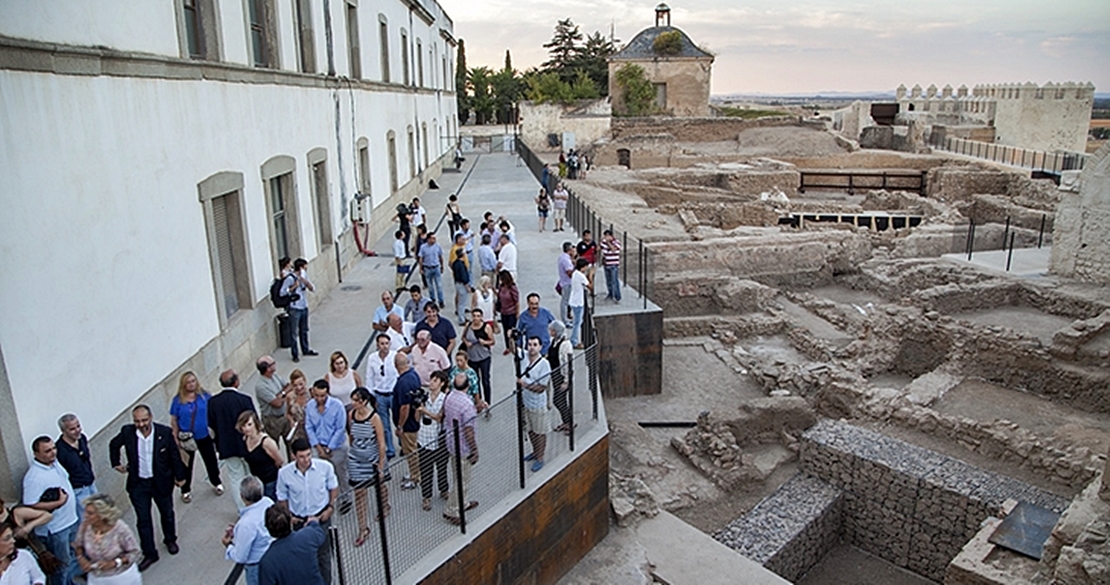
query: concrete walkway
138 151 616 584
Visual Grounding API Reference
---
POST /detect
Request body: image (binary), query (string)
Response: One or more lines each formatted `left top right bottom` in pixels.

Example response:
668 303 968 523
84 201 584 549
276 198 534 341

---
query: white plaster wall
0 1 179 56
520 101 612 152
219 0 250 65
993 93 1092 153
0 69 452 458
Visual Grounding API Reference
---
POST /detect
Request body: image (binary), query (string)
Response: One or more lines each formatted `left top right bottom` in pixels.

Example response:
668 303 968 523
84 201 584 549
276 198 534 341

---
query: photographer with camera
415 370 449 511
391 353 424 491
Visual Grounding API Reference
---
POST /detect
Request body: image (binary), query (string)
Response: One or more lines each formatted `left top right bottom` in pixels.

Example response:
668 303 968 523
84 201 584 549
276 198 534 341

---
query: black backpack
270 274 298 309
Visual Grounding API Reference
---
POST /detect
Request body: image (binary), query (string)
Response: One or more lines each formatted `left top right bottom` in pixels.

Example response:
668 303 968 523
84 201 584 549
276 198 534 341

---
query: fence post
638 240 644 300
1006 233 1016 272
1002 216 1010 250
452 421 468 534
1038 214 1046 248
373 465 392 584
967 223 976 261
513 345 525 490
642 247 649 311
568 353 576 452
329 524 347 585
622 231 628 285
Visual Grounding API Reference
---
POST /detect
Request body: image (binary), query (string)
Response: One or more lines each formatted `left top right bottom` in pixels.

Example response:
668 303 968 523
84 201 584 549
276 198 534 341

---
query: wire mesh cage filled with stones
329 344 601 584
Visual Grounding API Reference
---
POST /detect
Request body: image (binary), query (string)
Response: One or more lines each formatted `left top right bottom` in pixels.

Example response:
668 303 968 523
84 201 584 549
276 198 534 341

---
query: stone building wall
608 58 712 117
1051 143 1110 283
518 99 612 153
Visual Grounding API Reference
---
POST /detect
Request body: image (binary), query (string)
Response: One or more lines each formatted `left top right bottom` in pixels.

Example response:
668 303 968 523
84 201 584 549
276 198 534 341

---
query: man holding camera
392 353 423 491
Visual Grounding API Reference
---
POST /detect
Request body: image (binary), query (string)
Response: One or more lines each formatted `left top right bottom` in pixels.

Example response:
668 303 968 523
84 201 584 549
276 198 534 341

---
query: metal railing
516 140 654 310
329 334 602 584
930 134 1089 174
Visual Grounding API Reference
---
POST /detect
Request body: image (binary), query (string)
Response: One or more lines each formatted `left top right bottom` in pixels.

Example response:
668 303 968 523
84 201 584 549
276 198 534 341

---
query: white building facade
0 0 458 497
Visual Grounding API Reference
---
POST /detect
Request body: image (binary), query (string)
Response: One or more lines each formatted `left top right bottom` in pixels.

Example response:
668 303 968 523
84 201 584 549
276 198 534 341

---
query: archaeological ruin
530 115 1110 584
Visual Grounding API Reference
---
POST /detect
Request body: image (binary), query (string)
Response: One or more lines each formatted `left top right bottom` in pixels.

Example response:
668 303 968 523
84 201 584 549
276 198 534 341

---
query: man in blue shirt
22 436 80 585
517 293 556 353
415 303 457 355
477 234 498 283
392 354 424 491
224 476 274 585
417 233 445 307
258 504 326 585
372 290 405 332
55 413 97 523
305 380 348 489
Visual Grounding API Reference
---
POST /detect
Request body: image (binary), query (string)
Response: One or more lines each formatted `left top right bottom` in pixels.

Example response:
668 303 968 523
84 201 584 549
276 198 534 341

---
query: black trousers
129 478 176 559
418 446 449 500
181 436 221 492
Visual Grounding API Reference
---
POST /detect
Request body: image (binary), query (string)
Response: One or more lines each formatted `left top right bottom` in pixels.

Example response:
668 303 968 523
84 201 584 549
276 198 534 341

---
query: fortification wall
1052 143 1110 283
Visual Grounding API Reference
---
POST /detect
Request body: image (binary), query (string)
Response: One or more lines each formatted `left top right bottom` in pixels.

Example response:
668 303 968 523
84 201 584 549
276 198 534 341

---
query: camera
408 386 428 408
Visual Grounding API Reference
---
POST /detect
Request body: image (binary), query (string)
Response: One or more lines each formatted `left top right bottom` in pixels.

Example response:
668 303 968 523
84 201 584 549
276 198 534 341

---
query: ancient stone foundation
715 419 1069 582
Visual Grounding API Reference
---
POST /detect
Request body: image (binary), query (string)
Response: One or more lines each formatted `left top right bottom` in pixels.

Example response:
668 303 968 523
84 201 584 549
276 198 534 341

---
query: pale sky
437 0 1110 95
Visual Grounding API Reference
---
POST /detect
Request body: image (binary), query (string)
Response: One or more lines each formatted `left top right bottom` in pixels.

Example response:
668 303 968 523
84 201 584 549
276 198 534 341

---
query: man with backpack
279 257 317 363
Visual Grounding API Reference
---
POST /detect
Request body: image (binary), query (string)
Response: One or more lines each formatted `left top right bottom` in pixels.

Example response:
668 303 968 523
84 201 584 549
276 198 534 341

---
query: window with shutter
212 195 241 317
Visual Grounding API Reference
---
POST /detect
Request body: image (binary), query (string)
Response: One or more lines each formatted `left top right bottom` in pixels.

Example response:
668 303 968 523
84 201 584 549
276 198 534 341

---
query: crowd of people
2 177 615 585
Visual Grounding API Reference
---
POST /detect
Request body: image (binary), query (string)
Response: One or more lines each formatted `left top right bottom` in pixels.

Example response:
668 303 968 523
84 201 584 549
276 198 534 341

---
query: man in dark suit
109 404 186 571
208 369 257 512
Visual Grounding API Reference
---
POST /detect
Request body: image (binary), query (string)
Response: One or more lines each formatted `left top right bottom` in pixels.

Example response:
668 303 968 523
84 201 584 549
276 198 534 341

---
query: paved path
138 151 612 584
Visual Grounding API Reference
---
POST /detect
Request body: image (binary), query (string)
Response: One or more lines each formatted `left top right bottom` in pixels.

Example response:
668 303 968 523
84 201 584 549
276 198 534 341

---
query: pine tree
456 39 469 124
542 18 583 84
504 49 513 73
575 32 616 97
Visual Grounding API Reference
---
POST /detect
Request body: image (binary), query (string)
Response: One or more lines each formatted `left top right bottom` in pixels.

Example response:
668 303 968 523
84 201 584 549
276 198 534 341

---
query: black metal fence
516 139 654 310
328 336 602 584
929 134 1089 174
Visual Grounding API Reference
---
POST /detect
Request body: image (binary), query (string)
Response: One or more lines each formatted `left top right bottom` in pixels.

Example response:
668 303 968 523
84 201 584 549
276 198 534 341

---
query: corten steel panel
597 311 663 397
422 435 610 585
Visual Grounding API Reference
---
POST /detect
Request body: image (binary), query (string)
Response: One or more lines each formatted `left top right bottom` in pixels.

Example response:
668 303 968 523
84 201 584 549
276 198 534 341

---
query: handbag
178 401 199 453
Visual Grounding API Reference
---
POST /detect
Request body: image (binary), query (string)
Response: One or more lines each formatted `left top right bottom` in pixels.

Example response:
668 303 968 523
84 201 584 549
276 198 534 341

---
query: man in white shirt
364 334 399 459
223 476 274 585
410 197 426 229
22 436 80 585
393 230 409 289
276 438 338 585
496 234 518 281
385 313 414 353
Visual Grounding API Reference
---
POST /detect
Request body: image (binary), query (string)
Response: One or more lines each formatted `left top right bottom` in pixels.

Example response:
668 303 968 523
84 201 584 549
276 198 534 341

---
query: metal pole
622 231 628 285
638 240 644 300
329 525 347 585
567 357 575 452
1038 214 1046 248
515 387 526 490
967 223 975 261
965 221 973 258
642 248 648 310
1002 217 1010 250
373 469 392 584
452 421 467 534
1006 233 1015 272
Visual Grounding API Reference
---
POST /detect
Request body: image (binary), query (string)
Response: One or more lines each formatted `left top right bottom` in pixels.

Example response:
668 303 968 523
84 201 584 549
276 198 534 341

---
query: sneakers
181 492 192 504
531 460 544 472
304 350 319 356
401 479 418 490
422 498 432 511
523 453 536 462
213 484 224 496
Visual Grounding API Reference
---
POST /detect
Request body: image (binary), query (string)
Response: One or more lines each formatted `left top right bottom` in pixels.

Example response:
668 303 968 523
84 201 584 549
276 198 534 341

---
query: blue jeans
288 307 310 358
244 564 259 585
73 483 98 524
375 392 396 458
570 305 584 346
467 250 478 285
45 521 79 585
604 265 621 301
423 266 444 305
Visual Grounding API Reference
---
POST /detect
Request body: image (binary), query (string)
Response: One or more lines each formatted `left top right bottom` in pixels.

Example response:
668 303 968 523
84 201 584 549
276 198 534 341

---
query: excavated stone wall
611 116 804 142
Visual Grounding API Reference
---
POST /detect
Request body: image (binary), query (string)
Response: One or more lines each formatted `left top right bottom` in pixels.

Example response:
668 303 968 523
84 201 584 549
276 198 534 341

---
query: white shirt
226 496 275 565
0 550 46 585
569 270 589 307
137 429 155 479
386 323 415 353
21 460 78 535
365 350 399 395
498 242 518 273
411 205 426 227
392 238 406 259
276 459 338 517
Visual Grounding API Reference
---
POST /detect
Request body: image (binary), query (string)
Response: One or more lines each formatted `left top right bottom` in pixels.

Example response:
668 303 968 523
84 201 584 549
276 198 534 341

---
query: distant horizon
438 0 1109 95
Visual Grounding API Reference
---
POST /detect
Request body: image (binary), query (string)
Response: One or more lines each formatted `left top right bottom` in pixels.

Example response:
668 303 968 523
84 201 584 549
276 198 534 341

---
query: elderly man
384 313 414 353
364 334 399 458
23 435 81 584
392 352 423 490
373 291 405 332
275 438 337 584
208 369 257 511
305 380 348 491
442 373 479 525
254 356 292 451
415 303 456 354
410 330 450 387
258 504 326 585
109 405 187 571
223 476 274 585
55 413 97 524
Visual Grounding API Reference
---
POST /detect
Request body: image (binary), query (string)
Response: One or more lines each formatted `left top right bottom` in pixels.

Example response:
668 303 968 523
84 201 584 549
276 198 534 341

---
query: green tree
613 64 656 117
491 65 523 124
468 66 495 125
504 49 512 72
456 40 470 124
574 32 616 96
542 18 583 84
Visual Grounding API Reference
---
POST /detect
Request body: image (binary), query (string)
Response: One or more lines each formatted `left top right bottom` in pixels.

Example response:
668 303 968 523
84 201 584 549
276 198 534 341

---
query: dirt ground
796 545 937 585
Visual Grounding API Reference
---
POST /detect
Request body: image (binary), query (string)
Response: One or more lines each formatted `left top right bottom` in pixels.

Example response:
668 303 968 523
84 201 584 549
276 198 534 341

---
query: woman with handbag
73 495 141 585
169 371 222 503
0 500 59 578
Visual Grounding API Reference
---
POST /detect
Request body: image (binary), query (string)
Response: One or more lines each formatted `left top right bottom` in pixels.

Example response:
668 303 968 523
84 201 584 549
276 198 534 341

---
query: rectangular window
379 20 390 82
358 145 371 193
345 2 361 79
416 39 424 87
653 83 667 110
401 31 410 86
246 0 277 68
407 128 416 178
312 162 333 247
212 193 250 319
183 0 204 58
388 133 398 192
294 0 316 73
270 176 290 258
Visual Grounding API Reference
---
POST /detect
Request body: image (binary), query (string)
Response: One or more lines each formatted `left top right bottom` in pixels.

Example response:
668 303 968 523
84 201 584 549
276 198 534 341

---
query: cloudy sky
436 0 1110 95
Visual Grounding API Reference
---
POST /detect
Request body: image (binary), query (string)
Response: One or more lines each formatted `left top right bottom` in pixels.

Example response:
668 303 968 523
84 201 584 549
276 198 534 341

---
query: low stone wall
611 116 802 143
800 419 1068 581
714 473 843 582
